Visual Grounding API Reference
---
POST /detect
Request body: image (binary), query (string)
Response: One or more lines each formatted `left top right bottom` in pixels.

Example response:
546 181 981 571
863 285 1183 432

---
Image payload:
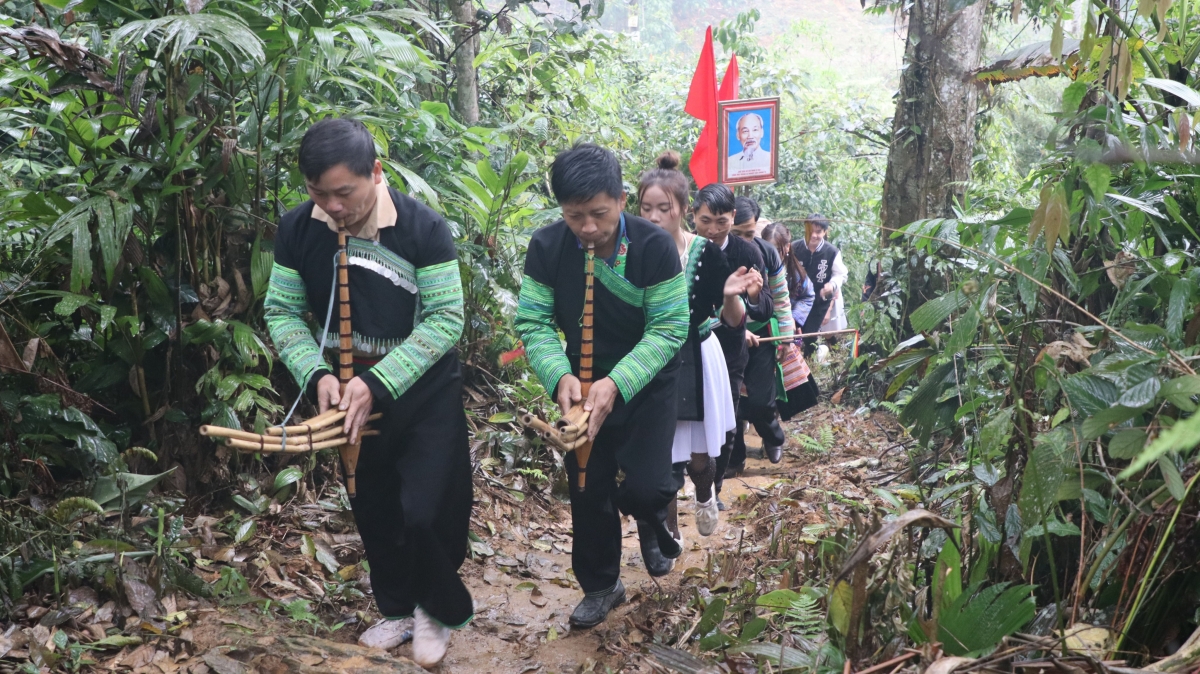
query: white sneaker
412 606 451 669
358 617 411 650
695 496 720 536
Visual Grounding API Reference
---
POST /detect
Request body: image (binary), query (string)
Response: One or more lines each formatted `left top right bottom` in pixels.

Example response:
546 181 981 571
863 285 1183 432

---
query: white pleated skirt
672 333 737 462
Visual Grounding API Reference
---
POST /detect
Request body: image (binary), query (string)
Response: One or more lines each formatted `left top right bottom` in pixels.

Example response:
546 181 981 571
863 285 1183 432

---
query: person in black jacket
729 197 793 466
514 143 690 628
691 186 772 510
263 118 471 667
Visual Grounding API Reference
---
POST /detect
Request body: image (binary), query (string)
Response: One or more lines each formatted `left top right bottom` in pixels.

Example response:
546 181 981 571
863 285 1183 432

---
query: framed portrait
717 97 780 186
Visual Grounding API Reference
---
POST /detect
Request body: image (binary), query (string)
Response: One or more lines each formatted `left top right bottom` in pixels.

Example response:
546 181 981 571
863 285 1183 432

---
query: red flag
687 31 743 189
685 26 717 123
719 54 740 101
686 27 719 188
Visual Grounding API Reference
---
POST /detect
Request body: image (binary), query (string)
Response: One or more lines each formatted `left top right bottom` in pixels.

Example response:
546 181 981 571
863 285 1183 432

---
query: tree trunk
880 0 987 241
448 0 480 125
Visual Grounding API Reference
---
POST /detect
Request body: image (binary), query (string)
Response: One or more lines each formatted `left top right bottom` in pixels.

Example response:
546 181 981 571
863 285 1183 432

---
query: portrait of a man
726 112 771 178
717 98 780 186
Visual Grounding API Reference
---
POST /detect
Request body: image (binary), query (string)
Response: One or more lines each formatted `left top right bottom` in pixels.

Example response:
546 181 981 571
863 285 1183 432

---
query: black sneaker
723 463 744 479
569 580 625 628
716 497 728 512
765 443 783 464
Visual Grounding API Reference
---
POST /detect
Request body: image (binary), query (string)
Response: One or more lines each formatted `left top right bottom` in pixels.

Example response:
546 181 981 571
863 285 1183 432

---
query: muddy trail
0 404 908 673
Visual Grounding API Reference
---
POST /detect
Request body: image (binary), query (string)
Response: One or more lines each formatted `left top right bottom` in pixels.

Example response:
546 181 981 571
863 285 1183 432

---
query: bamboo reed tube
573 243 596 490
266 409 343 435
223 430 379 454
335 221 363 498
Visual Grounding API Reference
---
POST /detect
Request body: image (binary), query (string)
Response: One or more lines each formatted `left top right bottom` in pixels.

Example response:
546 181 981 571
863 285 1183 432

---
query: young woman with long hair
761 222 821 420
635 151 758 575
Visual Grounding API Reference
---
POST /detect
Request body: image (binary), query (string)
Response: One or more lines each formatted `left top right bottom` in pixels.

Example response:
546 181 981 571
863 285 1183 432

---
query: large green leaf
900 361 956 441
1119 412 1200 478
943 307 980 356
97 197 133 286
92 470 176 511
1019 430 1070 529
1061 373 1120 417
910 290 969 333
938 581 1036 656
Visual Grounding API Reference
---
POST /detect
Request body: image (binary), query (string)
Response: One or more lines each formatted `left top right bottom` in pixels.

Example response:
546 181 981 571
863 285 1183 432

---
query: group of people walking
262 119 847 668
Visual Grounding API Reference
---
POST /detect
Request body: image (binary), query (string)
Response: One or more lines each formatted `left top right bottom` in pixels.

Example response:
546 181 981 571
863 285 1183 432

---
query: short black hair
298 118 376 182
806 213 831 230
733 196 760 225
693 184 735 215
549 143 623 204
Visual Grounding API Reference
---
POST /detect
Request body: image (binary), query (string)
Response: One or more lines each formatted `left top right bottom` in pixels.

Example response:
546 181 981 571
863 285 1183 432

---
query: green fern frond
819 426 835 450
880 401 903 416
784 591 824 639
797 434 826 454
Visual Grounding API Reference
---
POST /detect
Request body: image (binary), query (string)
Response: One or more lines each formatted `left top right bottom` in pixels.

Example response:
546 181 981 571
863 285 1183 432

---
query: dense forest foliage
2 0 1200 669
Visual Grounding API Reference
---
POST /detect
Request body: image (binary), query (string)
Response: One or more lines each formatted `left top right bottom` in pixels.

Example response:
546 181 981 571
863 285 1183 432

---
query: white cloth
826 288 847 331
672 334 736 462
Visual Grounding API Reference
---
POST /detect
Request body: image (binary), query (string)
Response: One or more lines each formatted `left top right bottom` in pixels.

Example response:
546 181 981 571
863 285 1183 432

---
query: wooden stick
852 651 918 674
756 328 859 343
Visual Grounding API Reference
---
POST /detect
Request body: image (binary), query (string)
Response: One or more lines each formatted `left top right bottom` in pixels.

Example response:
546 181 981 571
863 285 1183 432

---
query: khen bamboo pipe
266 408 344 435
335 220 363 498
223 430 379 454
573 244 596 491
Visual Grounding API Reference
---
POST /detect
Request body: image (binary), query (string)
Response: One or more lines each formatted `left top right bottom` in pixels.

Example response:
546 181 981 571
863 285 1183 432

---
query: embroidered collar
311 179 397 241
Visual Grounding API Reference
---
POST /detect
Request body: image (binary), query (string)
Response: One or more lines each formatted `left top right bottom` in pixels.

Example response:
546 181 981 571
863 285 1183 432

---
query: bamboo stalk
573 243 596 491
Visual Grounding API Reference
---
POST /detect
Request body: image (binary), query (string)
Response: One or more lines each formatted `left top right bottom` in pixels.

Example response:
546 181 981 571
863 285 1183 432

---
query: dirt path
393 403 903 672
0 404 904 673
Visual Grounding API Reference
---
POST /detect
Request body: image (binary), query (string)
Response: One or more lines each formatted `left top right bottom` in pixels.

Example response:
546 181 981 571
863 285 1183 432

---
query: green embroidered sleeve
769 267 795 337
513 277 573 394
608 272 689 402
365 260 464 399
264 263 330 389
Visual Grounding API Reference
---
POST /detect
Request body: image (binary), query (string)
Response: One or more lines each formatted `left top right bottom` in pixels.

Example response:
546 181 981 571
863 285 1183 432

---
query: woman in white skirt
635 152 759 576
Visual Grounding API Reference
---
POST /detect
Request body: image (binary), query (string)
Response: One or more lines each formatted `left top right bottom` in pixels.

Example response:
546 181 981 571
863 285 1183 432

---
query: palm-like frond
367 8 453 48
113 13 265 68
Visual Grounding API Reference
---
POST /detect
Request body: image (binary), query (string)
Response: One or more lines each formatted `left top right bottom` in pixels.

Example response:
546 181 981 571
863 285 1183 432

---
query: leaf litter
0 401 1045 673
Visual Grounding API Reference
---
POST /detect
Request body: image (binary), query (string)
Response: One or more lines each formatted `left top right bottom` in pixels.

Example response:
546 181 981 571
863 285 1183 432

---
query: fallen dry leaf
836 509 958 582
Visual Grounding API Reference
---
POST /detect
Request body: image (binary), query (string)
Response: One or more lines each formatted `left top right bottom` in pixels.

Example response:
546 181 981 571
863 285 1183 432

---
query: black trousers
349 354 474 628
713 324 748 497
732 343 785 468
566 376 677 594
801 297 833 355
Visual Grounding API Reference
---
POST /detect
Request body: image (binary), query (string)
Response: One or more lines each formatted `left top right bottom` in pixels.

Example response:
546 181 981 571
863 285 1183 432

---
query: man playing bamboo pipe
263 118 472 668
515 143 690 627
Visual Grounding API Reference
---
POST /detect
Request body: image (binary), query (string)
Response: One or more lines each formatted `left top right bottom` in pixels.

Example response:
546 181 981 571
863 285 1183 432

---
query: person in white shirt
790 215 848 355
726 113 773 179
